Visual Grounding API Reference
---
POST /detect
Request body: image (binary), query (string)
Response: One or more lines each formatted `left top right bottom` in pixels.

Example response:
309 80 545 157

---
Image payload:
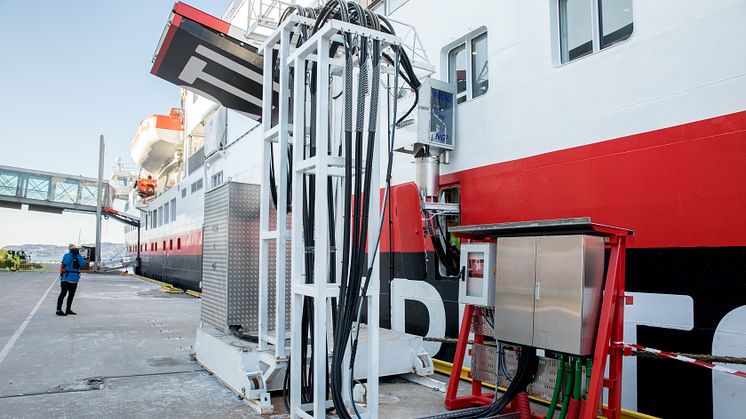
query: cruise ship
123 1 746 417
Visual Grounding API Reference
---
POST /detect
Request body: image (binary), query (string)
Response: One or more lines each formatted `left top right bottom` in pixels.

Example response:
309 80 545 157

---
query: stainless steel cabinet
493 235 604 355
493 237 536 348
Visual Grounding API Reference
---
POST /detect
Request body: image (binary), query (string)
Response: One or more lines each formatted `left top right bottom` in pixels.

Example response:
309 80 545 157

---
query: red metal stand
444 304 495 409
445 221 632 419
582 231 628 419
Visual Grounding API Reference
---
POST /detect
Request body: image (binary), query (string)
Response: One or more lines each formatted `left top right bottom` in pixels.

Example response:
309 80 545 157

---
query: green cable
573 359 582 400
546 356 565 419
558 359 575 419
584 359 592 399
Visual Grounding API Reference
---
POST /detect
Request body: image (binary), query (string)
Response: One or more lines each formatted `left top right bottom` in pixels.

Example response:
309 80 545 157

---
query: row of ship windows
146 198 177 230
440 0 633 103
143 176 210 231
125 174 216 234
129 238 182 253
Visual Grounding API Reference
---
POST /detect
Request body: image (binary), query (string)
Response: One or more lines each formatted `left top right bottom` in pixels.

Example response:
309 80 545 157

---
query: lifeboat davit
131 108 183 174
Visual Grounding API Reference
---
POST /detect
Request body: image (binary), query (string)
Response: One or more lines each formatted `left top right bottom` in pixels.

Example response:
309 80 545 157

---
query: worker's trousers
57 281 78 312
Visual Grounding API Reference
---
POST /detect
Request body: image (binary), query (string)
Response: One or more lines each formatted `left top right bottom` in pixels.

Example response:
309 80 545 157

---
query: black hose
228 325 259 343
420 346 537 419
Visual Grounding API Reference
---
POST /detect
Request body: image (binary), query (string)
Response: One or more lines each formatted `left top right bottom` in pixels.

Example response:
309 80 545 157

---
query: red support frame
583 234 627 419
445 225 630 419
445 304 496 409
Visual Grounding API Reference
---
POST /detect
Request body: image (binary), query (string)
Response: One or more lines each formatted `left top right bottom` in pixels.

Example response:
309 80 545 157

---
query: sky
0 0 225 246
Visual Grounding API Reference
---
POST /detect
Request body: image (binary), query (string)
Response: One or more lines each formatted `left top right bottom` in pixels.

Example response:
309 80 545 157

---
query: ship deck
0 271 461 418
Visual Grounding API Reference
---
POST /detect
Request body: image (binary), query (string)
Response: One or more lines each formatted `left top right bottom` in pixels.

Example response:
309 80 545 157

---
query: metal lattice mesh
469 308 589 401
472 343 497 384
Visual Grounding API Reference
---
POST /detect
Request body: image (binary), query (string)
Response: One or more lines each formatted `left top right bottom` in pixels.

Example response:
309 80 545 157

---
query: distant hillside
1 243 126 262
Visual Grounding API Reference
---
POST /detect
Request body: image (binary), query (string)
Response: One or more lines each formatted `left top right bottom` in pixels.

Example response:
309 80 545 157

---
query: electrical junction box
493 235 605 355
417 77 456 150
459 242 496 307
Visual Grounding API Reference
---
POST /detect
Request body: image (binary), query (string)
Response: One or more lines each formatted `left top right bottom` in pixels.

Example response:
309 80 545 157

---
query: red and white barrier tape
617 342 746 379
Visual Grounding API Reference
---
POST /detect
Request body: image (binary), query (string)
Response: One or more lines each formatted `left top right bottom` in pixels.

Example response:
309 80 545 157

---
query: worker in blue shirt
57 244 87 316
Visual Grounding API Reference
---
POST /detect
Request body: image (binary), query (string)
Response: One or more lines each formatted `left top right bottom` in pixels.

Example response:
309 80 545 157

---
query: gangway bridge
0 164 139 228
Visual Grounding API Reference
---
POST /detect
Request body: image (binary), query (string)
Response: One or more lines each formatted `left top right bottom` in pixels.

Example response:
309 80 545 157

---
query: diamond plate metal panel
201 183 230 329
201 182 263 331
226 182 260 329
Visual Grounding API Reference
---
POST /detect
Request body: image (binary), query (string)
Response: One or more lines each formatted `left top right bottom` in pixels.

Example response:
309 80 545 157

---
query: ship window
163 202 169 225
471 33 489 99
211 171 224 189
559 0 594 63
385 0 409 14
152 210 157 229
177 238 181 250
444 27 488 103
182 188 187 198
163 241 166 251
170 239 173 250
170 198 176 222
448 45 467 103
191 178 203 193
555 0 633 64
599 0 633 49
158 206 164 226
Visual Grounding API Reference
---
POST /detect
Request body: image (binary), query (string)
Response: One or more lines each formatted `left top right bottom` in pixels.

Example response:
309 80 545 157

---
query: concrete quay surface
0 271 455 418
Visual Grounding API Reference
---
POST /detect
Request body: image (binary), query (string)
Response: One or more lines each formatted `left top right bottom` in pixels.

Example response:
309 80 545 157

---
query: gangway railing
0 164 113 214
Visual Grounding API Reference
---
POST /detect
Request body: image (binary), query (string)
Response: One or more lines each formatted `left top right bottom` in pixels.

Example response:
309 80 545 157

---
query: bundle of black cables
420 345 538 419
277 2 421 417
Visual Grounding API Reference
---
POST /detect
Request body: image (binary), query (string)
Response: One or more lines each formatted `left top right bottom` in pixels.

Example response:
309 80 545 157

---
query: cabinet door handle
535 282 541 301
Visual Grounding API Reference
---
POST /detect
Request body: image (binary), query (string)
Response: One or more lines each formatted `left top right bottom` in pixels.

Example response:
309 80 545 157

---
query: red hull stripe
127 228 202 257
380 183 434 253
173 2 231 35
439 110 746 249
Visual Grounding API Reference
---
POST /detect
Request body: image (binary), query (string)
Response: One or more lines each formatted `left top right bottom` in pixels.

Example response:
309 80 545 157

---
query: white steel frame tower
268 20 401 419
258 14 316 375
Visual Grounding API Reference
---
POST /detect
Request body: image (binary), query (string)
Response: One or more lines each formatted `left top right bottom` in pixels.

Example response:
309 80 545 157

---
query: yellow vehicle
2 249 18 271
1 249 42 271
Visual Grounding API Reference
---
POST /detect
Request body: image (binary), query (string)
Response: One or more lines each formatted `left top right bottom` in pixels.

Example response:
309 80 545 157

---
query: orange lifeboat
131 108 183 174
134 177 157 197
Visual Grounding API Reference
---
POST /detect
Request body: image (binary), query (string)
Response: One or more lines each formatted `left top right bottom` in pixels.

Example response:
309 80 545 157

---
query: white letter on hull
391 278 447 356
